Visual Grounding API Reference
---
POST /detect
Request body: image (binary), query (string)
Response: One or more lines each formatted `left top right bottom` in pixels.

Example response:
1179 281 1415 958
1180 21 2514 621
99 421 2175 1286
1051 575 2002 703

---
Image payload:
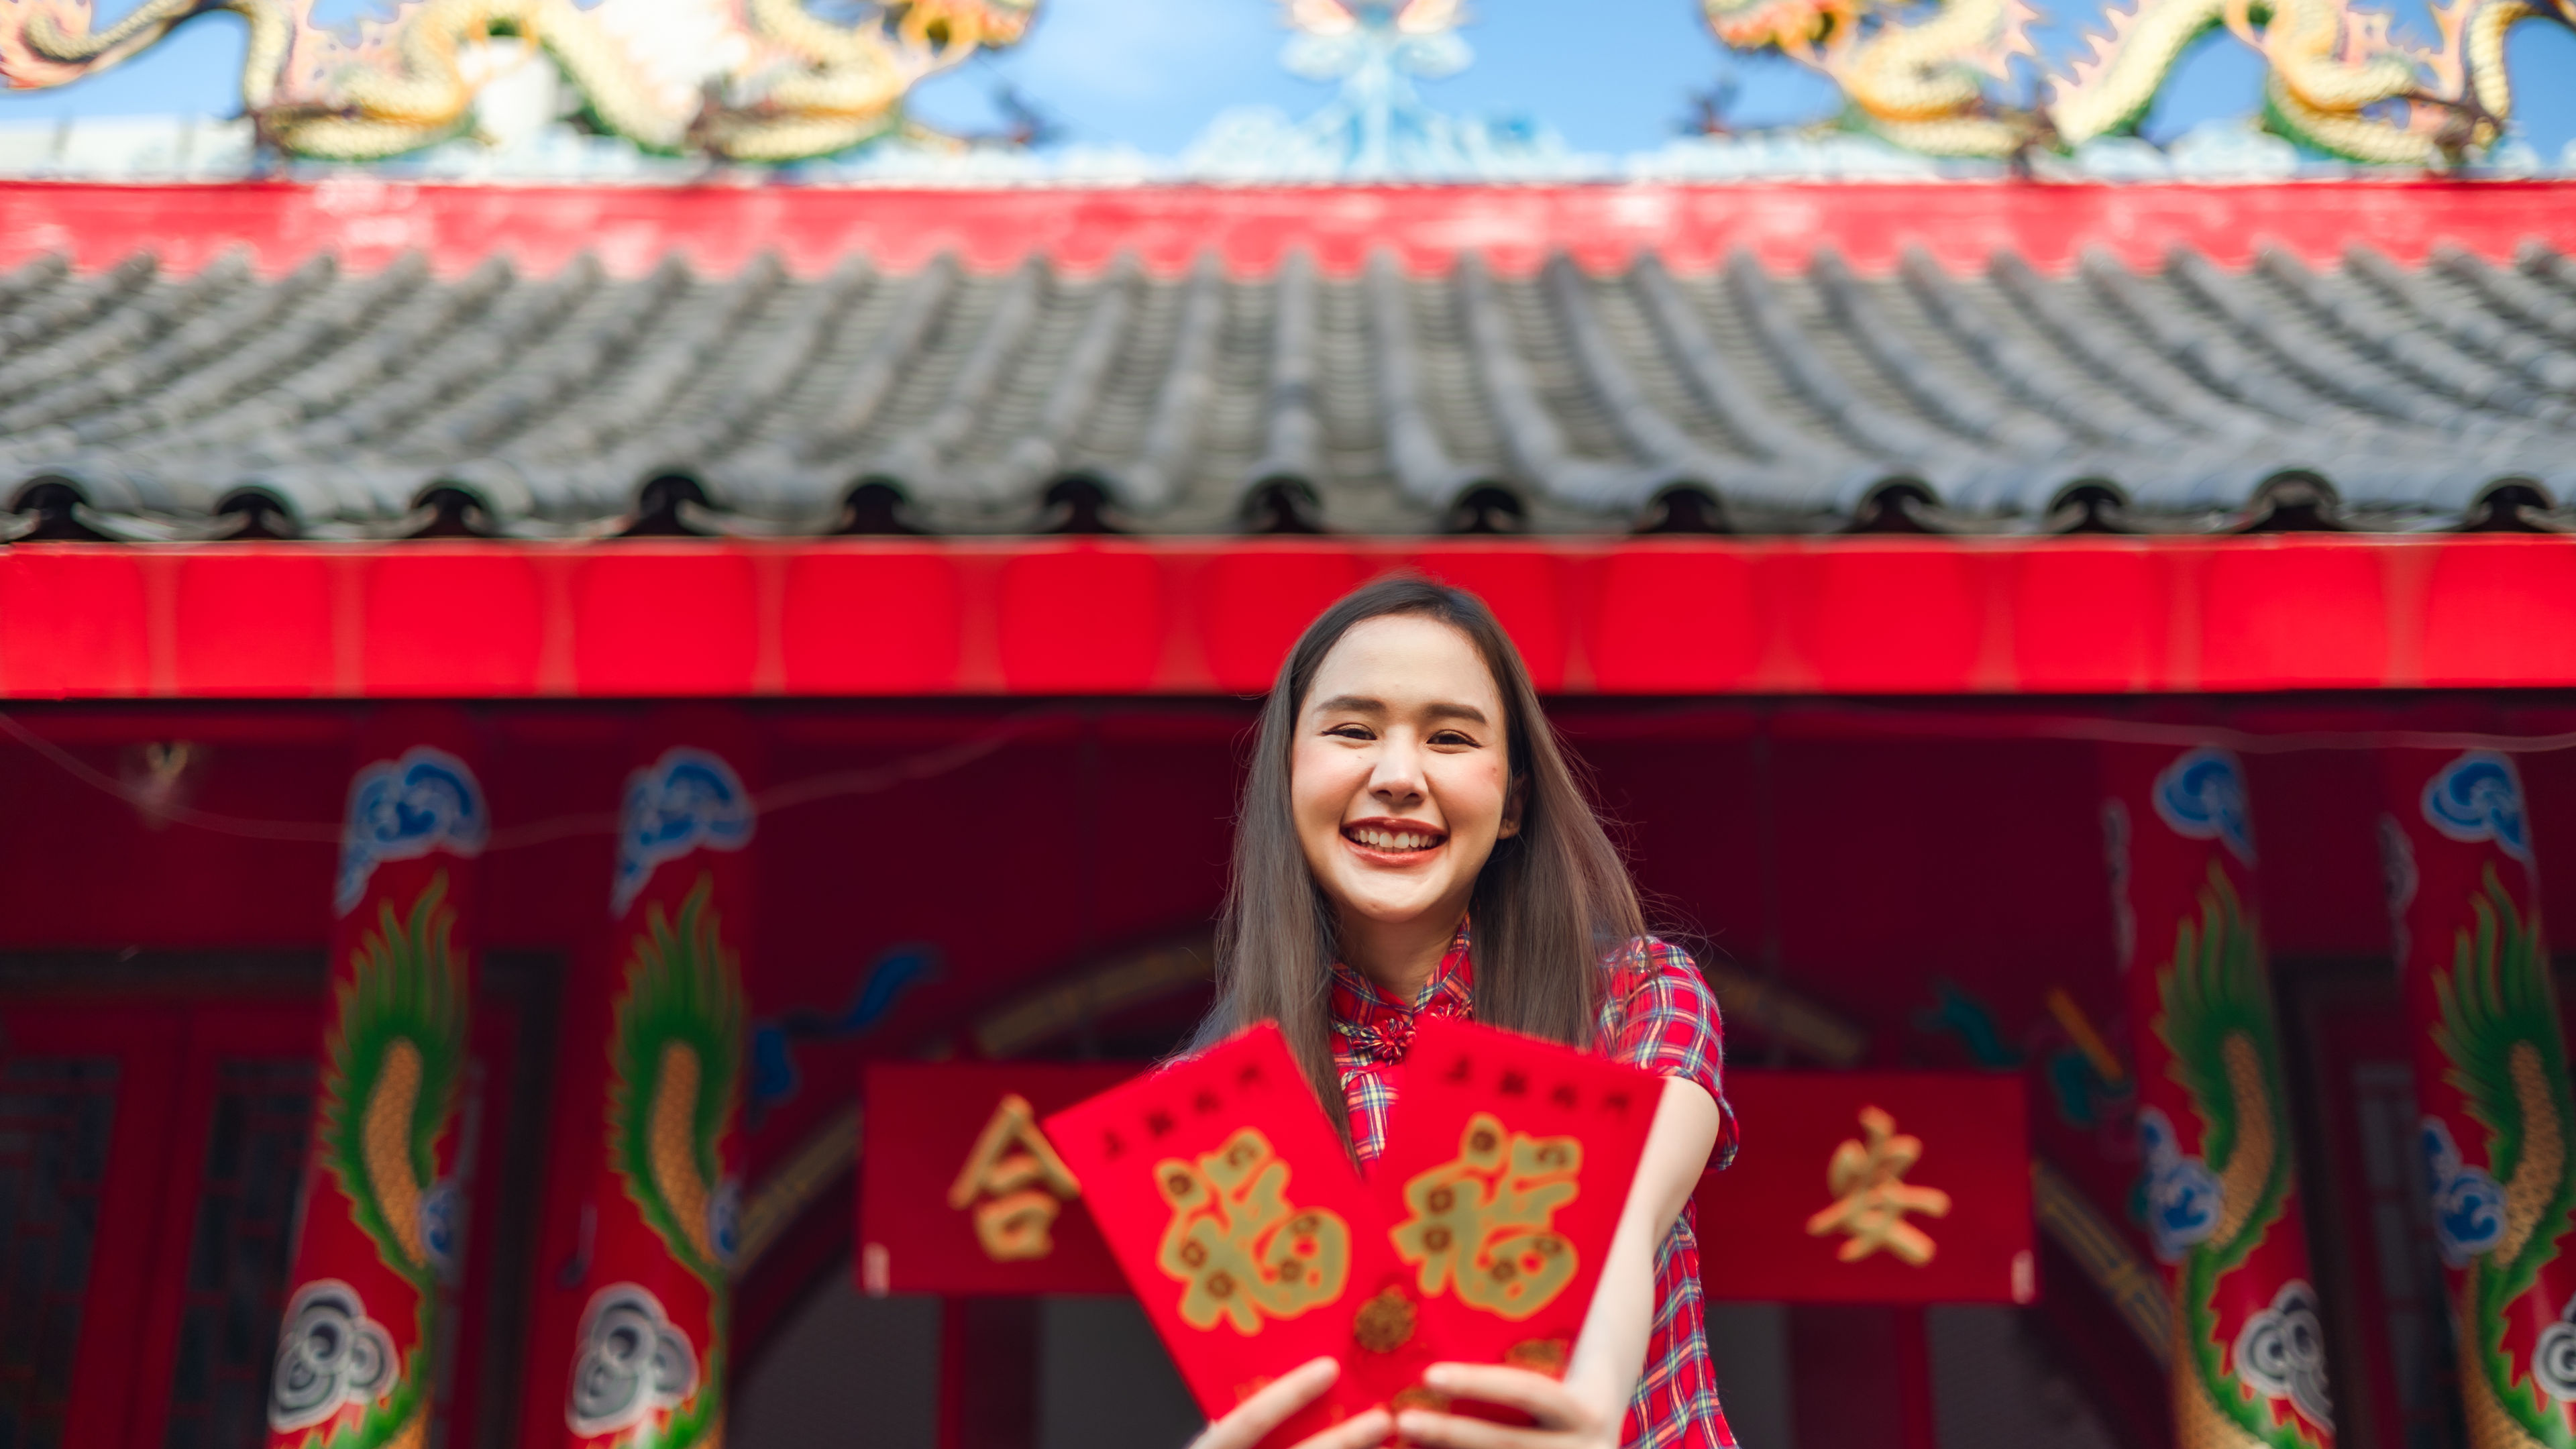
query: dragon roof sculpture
1701 0 2573 165
0 0 1034 160
0 0 2564 170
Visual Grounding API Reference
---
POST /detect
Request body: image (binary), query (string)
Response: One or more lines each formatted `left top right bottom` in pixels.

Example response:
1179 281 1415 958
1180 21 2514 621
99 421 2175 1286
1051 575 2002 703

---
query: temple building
3 0 2576 1444
0 174 2572 1449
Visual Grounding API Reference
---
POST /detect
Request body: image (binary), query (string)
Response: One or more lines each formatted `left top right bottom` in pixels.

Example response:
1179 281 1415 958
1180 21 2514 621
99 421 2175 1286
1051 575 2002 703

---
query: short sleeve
1603 938 1740 1172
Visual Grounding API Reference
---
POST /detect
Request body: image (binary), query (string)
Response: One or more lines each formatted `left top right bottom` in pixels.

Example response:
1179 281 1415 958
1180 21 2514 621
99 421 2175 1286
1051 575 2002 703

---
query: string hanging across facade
0 704 1055 843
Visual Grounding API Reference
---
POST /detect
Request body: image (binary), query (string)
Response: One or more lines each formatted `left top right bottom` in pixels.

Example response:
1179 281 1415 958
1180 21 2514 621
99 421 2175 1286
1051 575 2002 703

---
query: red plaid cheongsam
1329 926 1741 1449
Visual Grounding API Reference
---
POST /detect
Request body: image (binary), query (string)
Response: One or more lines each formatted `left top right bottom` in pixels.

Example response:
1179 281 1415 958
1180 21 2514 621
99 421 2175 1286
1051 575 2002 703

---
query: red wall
16 696 2572 1444
9 698 2570 1170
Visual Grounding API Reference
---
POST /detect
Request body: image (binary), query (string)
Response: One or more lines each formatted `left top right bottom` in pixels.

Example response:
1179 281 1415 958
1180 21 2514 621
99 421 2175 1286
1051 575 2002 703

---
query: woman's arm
1187 1358 1393 1449
1393 1074 1723 1449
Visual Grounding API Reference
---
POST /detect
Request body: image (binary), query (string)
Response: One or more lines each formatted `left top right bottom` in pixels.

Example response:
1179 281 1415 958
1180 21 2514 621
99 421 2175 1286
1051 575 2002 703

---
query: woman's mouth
1342 820 1447 862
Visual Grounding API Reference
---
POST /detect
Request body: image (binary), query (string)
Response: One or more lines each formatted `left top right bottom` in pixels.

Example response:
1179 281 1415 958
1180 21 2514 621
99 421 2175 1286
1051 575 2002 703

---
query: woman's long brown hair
1188 576 1646 1149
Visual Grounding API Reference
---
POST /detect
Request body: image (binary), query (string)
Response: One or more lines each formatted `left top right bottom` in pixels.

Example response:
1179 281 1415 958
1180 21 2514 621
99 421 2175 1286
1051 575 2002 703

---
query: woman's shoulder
1593 935 1731 1146
1602 934 1710 991
1596 935 1722 1040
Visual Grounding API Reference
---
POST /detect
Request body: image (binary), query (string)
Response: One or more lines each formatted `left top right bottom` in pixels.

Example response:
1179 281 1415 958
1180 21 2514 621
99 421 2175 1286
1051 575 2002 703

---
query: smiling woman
1292 612 1525 1000
1193 576 1645 1117
1184 576 1742 1449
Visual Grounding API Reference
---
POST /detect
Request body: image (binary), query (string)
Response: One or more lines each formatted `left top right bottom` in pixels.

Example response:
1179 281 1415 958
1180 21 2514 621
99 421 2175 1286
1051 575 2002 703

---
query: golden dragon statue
0 0 1034 161
1703 0 2571 164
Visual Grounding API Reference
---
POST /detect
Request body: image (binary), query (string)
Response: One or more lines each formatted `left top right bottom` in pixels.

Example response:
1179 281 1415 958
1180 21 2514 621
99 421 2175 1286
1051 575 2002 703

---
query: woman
1185 577 1740 1449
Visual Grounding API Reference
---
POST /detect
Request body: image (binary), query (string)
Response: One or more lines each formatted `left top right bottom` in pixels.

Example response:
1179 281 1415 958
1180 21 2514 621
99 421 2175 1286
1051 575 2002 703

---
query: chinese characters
1804 1105 1951 1266
949 1093 1081 1263
1155 1128 1354 1334
1392 1113 1582 1321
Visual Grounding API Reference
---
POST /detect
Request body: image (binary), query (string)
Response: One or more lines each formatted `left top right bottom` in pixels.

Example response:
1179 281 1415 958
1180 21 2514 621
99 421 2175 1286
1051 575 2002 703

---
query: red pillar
935 1298 1042 1449
2100 743 2336 1449
524 710 755 1449
269 708 488 1449
2378 749 2576 1449
1784 1306 1911 1448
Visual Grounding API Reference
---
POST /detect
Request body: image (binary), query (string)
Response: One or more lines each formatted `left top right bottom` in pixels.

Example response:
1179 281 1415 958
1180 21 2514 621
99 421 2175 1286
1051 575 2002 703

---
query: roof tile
5 241 2573 537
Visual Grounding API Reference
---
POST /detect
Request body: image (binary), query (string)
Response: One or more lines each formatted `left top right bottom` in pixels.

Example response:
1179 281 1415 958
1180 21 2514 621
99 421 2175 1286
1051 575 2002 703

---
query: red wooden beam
2 535 2573 700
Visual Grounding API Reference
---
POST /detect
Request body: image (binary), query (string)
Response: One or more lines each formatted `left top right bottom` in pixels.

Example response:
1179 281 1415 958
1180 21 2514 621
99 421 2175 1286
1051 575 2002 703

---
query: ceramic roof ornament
0 0 1036 160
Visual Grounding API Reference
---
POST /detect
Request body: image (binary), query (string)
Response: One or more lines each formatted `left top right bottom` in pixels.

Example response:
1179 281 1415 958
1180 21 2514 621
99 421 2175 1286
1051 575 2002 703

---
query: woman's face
1291 614 1521 936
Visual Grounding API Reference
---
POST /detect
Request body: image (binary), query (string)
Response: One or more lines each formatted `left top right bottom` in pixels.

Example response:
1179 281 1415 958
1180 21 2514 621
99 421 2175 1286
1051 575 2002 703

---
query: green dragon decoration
1702 0 2573 164
2434 869 2576 1449
2153 865 2321 1449
303 873 470 1449
0 0 1034 161
605 872 746 1449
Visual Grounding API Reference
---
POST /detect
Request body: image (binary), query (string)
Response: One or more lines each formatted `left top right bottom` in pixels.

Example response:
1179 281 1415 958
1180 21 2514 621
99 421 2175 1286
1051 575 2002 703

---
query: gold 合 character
949 1093 1081 1262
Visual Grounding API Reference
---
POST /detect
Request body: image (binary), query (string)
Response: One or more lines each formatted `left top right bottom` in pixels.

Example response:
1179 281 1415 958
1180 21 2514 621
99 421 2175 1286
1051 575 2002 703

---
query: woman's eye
1325 724 1375 741
1429 730 1477 747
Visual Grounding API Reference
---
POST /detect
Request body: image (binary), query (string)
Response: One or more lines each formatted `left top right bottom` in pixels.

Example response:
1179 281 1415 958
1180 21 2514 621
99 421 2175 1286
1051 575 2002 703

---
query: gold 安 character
1803 1104 1952 1266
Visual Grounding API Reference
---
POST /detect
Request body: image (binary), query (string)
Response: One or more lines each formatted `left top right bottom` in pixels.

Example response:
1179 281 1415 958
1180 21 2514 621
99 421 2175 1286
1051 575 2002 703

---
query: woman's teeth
1350 827 1440 851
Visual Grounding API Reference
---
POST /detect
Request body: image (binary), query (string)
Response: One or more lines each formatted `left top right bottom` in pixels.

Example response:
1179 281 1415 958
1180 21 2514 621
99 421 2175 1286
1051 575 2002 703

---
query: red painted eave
3 179 2572 279
3 535 2573 699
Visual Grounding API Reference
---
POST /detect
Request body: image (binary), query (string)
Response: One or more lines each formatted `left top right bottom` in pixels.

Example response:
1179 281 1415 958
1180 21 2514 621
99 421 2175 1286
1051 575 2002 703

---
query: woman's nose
1369 735 1428 802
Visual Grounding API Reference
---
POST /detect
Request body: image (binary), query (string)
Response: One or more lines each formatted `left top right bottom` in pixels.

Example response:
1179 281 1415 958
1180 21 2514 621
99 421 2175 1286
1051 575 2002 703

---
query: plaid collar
1328 921 1474 1065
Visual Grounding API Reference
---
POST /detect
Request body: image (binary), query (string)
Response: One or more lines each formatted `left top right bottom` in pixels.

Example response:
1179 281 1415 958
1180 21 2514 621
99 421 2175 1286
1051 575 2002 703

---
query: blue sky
8 0 2573 160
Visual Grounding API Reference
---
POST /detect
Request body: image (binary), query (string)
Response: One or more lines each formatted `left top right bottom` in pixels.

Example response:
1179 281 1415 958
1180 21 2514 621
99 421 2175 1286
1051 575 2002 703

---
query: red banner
2379 749 2576 1449
1370 1017 1662 1379
2103 743 2336 1448
270 708 487 1449
859 1061 2037 1309
525 711 755 1449
1693 1071 2031 1304
857 1062 1137 1296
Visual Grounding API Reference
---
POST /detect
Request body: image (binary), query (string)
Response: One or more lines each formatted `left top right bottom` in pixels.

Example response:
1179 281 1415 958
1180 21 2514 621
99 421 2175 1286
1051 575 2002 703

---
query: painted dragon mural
2434 870 2576 1449
2153 867 2332 1449
602 873 745 1448
0 0 1033 160
1703 0 2573 164
292 876 466 1449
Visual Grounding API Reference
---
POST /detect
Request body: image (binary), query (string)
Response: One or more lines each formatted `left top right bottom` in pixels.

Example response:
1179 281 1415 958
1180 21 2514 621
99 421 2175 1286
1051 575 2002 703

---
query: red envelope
1367 1016 1664 1412
1044 1024 1401 1448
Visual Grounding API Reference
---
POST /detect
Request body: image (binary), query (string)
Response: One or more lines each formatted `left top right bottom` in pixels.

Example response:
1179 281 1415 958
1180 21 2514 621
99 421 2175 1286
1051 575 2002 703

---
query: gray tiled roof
3 240 2573 539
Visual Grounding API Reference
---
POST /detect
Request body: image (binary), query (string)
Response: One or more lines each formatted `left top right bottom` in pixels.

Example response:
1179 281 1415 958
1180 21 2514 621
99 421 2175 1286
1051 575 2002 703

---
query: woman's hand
1391 1363 1619 1449
1187 1357 1394 1449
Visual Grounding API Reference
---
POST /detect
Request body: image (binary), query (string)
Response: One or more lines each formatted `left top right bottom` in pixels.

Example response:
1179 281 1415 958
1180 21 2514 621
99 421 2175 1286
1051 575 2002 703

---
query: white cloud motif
2233 1281 2333 1431
2421 751 2533 864
2137 1107 2223 1264
2422 1117 2507 1268
567 1284 698 1437
612 748 753 916
421 1181 462 1284
2536 1296 2576 1403
335 747 488 915
2151 746 2256 864
268 1281 398 1432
